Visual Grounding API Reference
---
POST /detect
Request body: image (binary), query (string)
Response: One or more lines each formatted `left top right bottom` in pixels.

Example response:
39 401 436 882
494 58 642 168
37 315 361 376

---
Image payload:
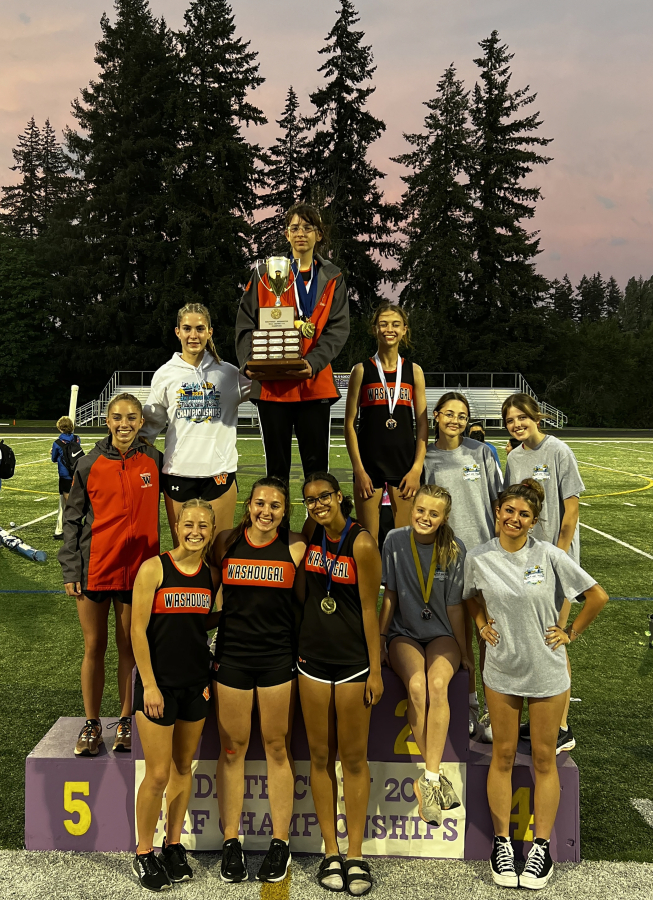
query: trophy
247 257 309 380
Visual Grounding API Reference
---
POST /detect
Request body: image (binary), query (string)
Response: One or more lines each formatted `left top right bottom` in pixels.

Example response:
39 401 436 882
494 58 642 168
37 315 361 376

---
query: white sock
321 856 343 891
424 769 440 782
346 858 369 897
560 724 568 732
469 691 479 708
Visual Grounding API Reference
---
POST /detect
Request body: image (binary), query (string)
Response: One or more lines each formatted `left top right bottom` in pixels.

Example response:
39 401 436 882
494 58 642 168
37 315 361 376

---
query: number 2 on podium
64 781 92 836
393 699 420 755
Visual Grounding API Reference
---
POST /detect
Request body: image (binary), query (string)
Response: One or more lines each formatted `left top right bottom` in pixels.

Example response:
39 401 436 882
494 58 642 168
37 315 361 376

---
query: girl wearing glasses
297 472 383 897
423 392 503 739
344 303 428 542
210 476 307 885
236 204 350 485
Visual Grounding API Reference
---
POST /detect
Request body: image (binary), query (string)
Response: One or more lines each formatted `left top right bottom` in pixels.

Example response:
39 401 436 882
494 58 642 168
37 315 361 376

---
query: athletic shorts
387 633 453 650
354 471 425 491
83 590 133 606
59 476 73 494
297 657 370 685
162 472 237 503
133 677 210 727
212 658 296 690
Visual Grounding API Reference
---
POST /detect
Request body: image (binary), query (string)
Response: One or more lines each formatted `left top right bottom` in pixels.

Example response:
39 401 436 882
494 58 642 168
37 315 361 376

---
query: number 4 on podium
510 786 534 842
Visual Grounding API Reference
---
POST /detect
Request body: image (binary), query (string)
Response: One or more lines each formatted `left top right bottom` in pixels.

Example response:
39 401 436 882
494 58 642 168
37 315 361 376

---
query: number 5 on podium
64 781 92 836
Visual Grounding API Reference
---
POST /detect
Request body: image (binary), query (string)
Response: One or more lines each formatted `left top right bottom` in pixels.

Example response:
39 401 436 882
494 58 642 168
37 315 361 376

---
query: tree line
1 0 651 427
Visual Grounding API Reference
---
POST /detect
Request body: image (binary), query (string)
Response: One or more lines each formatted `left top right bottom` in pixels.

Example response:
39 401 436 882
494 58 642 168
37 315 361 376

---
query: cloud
549 250 562 261
610 237 627 246
597 195 616 209
18 13 30 24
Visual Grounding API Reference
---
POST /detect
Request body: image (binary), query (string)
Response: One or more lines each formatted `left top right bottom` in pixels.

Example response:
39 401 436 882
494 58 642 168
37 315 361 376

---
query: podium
25 669 579 860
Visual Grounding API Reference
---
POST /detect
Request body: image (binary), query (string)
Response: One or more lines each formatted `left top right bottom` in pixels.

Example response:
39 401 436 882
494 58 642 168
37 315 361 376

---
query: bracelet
565 625 584 642
479 623 490 636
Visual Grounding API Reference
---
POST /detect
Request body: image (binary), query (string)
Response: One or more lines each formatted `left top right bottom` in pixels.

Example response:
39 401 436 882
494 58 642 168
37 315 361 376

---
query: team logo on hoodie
176 382 221 423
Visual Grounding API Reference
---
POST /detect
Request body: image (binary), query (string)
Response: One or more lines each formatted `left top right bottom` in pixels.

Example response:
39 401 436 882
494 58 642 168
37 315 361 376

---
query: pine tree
1 118 42 238
303 0 396 314
39 119 74 223
256 86 308 259
619 276 653 333
48 0 179 379
467 31 552 364
577 273 605 322
392 65 475 365
168 0 265 357
548 275 577 320
605 275 622 319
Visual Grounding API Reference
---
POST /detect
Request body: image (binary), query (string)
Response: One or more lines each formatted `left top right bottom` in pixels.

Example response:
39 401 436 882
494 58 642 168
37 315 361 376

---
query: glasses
439 411 469 423
288 224 315 235
303 490 336 509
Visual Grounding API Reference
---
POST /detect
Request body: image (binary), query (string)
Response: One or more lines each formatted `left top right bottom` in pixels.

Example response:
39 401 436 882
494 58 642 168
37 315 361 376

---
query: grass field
1 432 652 858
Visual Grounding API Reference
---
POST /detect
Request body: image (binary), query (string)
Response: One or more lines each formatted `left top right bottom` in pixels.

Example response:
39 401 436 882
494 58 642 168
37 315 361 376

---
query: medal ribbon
321 516 353 596
290 258 318 319
410 531 438 606
373 353 402 421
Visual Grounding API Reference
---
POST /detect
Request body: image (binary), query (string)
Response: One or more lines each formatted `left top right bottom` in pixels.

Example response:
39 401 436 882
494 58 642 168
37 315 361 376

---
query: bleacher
76 370 567 429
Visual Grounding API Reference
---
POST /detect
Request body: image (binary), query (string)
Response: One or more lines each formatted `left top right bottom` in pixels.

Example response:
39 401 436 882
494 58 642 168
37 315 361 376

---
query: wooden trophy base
247 358 306 381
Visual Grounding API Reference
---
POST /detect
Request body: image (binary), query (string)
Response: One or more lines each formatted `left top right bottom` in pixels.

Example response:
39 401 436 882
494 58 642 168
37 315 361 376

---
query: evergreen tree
256 86 308 259
549 275 577 320
619 276 653 333
169 0 266 358
392 65 475 365
577 273 605 322
605 275 622 319
39 119 75 223
48 0 179 381
1 118 42 238
303 0 396 315
467 31 552 365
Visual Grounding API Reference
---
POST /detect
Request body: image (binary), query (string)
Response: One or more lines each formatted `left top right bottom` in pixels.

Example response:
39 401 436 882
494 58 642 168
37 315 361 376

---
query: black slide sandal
317 855 345 892
343 858 372 897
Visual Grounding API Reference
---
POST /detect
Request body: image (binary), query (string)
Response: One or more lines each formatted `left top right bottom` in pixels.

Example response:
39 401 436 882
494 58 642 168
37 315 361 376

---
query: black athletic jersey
299 521 369 666
356 357 416 482
146 552 214 688
217 528 298 667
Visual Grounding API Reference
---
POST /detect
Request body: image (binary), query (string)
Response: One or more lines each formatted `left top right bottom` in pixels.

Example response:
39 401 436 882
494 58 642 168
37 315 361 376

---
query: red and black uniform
235 254 350 482
133 552 215 726
213 528 300 690
58 435 162 604
298 522 370 685
356 357 416 489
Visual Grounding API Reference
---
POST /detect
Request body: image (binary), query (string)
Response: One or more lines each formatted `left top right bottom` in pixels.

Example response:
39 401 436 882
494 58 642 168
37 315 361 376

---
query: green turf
0 434 652 855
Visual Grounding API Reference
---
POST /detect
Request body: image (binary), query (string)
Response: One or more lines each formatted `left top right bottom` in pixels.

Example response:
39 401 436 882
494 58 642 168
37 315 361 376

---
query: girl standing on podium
464 479 607 889
378 485 468 828
344 304 428 543
235 204 350 484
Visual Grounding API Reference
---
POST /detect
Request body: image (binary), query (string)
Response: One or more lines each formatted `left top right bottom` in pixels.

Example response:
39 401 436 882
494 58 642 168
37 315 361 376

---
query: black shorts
354 471 424 491
297 657 370 685
83 590 133 606
163 472 237 503
59 476 73 494
212 658 296 690
133 677 211 727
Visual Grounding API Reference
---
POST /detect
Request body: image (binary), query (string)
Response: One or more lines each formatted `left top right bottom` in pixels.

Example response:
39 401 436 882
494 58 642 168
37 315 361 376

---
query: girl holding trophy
235 204 350 484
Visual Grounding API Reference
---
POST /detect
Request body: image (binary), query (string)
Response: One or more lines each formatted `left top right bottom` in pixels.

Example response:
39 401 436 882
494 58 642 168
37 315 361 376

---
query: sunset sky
1 0 651 287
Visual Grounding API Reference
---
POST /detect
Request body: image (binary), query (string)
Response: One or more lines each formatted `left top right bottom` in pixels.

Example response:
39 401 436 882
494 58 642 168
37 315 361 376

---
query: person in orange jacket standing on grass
236 204 349 483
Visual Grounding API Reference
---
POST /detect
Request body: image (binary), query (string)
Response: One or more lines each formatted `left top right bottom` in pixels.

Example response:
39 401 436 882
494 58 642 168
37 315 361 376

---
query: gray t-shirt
383 527 465 644
463 536 596 698
505 435 585 564
423 438 504 552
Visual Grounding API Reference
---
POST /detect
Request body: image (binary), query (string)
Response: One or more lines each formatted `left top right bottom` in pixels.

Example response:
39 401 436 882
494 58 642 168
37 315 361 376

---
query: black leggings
257 398 331 483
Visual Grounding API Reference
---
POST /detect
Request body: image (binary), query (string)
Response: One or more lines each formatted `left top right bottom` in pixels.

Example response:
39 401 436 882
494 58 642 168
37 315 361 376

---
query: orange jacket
235 254 349 403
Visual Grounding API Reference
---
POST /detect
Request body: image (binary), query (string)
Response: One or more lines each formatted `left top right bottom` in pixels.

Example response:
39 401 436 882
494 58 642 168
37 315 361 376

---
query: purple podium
25 669 579 861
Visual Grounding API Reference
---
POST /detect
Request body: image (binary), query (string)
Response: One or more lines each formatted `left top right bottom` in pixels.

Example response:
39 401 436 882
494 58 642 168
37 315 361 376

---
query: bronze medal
321 595 337 615
386 418 398 430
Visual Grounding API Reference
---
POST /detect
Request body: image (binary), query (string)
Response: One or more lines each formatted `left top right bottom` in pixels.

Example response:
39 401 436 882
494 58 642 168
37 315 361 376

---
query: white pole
55 385 80 537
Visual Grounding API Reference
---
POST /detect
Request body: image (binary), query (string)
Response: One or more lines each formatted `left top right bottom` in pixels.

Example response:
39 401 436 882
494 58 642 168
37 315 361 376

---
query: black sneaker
256 838 291 883
556 724 575 754
520 721 531 741
489 835 519 888
53 532 64 541
221 838 248 883
520 838 554 889
132 851 172 892
160 839 193 882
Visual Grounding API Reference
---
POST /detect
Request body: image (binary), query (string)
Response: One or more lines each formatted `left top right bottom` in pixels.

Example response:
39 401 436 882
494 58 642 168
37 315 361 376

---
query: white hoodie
141 352 250 477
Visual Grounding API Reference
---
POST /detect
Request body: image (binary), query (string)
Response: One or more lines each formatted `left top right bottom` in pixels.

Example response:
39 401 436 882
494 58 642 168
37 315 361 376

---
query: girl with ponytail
141 303 251 544
378 484 469 831
463 478 608 889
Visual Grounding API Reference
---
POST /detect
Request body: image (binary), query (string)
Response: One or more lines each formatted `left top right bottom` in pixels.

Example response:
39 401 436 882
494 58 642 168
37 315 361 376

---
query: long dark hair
228 476 291 546
432 391 471 441
302 471 354 518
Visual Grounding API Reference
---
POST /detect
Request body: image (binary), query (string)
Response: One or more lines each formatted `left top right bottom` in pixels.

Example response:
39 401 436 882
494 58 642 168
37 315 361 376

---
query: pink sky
1 0 652 287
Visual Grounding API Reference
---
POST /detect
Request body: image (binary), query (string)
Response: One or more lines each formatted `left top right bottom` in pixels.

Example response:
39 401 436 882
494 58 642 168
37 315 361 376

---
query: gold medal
321 595 337 615
301 320 316 339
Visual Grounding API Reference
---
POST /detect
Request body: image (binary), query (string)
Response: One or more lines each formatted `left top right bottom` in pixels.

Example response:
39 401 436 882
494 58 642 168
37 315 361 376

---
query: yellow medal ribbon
410 531 438 606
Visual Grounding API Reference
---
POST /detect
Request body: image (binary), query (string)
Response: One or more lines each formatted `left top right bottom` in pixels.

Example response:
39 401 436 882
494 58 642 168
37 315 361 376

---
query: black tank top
356 357 416 481
146 552 215 688
217 528 298 667
299 521 368 666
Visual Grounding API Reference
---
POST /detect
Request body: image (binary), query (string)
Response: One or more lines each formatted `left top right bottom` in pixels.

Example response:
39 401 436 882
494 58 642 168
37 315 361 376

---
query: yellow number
64 781 92 836
393 699 420 755
510 786 534 841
